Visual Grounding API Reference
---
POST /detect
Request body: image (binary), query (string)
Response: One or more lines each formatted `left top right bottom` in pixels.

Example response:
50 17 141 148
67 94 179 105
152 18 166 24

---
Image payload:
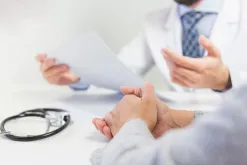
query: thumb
141 82 156 103
120 86 142 97
36 53 48 63
63 71 80 82
199 35 221 57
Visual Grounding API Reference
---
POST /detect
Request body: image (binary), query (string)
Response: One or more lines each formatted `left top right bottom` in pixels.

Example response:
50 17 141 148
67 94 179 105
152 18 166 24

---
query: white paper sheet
48 31 143 91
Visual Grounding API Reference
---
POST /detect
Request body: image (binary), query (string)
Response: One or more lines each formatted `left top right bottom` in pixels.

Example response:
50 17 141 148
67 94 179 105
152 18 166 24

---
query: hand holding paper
36 31 143 90
36 54 79 85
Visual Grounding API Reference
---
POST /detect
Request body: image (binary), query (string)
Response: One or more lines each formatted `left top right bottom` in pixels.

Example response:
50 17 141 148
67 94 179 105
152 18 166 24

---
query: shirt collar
178 0 225 16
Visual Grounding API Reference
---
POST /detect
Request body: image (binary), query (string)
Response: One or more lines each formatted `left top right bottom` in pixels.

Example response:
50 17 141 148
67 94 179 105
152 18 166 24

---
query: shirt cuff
69 81 90 91
194 110 208 119
115 119 154 139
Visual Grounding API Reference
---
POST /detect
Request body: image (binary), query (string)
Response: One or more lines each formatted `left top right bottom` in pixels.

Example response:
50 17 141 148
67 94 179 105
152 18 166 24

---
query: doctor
36 0 247 92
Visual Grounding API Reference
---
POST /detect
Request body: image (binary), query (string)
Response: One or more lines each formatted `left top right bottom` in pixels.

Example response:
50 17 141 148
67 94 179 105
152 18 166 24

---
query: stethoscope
0 108 71 142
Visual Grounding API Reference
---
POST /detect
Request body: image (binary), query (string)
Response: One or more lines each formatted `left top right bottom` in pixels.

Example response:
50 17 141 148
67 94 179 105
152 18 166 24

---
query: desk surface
0 86 223 165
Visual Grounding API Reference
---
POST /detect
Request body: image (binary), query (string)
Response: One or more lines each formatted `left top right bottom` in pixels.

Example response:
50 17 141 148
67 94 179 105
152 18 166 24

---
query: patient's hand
92 84 194 139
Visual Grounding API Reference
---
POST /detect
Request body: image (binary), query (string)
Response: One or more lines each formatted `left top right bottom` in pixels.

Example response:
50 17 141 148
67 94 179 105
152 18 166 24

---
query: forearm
168 109 209 128
169 109 194 128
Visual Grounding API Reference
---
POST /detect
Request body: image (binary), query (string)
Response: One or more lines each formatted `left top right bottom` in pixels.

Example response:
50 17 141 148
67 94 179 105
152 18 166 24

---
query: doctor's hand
163 35 232 91
36 54 79 85
93 83 194 139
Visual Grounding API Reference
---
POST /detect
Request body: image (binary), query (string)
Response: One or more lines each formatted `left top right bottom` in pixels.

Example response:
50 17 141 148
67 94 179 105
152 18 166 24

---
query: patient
92 82 247 165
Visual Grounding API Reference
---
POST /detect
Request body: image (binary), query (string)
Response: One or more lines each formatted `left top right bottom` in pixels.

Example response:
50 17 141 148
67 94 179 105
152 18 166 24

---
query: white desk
0 86 223 165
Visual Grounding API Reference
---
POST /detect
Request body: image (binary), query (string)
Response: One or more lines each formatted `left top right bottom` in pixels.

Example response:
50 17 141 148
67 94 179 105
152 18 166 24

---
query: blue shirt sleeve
69 81 90 91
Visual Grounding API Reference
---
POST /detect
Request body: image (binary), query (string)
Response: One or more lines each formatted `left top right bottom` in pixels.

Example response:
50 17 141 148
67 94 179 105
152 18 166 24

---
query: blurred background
0 0 172 91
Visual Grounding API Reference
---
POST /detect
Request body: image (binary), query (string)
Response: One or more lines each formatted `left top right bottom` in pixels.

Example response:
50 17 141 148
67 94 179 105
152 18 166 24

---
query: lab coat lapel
209 0 240 57
163 4 183 54
144 3 184 92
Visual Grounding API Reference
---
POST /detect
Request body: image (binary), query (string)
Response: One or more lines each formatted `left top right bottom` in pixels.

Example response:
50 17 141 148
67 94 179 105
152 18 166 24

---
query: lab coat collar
163 2 178 29
164 0 240 29
220 0 240 23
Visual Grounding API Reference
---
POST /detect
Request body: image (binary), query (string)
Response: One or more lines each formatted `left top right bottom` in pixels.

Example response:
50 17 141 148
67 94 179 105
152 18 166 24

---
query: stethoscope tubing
0 108 71 142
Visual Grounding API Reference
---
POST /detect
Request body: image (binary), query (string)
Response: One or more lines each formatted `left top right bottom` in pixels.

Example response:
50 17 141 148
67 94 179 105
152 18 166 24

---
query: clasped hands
93 82 194 139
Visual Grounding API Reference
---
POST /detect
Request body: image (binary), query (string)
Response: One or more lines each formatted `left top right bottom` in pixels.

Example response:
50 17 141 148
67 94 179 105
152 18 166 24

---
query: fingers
103 126 113 140
104 112 113 128
44 68 78 85
37 54 78 85
164 53 176 70
163 48 201 72
172 72 192 87
141 82 156 103
41 58 56 72
93 118 107 134
93 118 113 139
173 67 199 83
63 72 80 82
92 118 104 130
120 86 142 97
36 53 47 62
92 118 98 129
172 77 189 87
44 65 69 78
105 112 119 136
199 35 221 57
44 65 70 84
40 59 73 85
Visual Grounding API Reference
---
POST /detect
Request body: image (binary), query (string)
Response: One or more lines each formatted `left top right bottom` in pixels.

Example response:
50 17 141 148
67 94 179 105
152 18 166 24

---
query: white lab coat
117 0 247 92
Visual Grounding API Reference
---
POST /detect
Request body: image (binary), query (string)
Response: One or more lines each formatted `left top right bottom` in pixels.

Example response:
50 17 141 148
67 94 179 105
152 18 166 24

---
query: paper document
48 31 143 91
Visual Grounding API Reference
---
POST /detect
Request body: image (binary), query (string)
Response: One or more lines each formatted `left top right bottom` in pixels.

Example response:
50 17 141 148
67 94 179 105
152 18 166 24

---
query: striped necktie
181 11 214 58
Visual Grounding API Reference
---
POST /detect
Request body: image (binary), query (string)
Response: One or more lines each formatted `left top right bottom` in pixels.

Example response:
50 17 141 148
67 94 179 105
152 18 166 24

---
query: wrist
214 66 232 91
169 109 194 128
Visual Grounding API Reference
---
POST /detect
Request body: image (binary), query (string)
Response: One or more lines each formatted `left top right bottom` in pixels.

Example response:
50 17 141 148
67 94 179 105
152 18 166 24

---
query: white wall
0 0 171 90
